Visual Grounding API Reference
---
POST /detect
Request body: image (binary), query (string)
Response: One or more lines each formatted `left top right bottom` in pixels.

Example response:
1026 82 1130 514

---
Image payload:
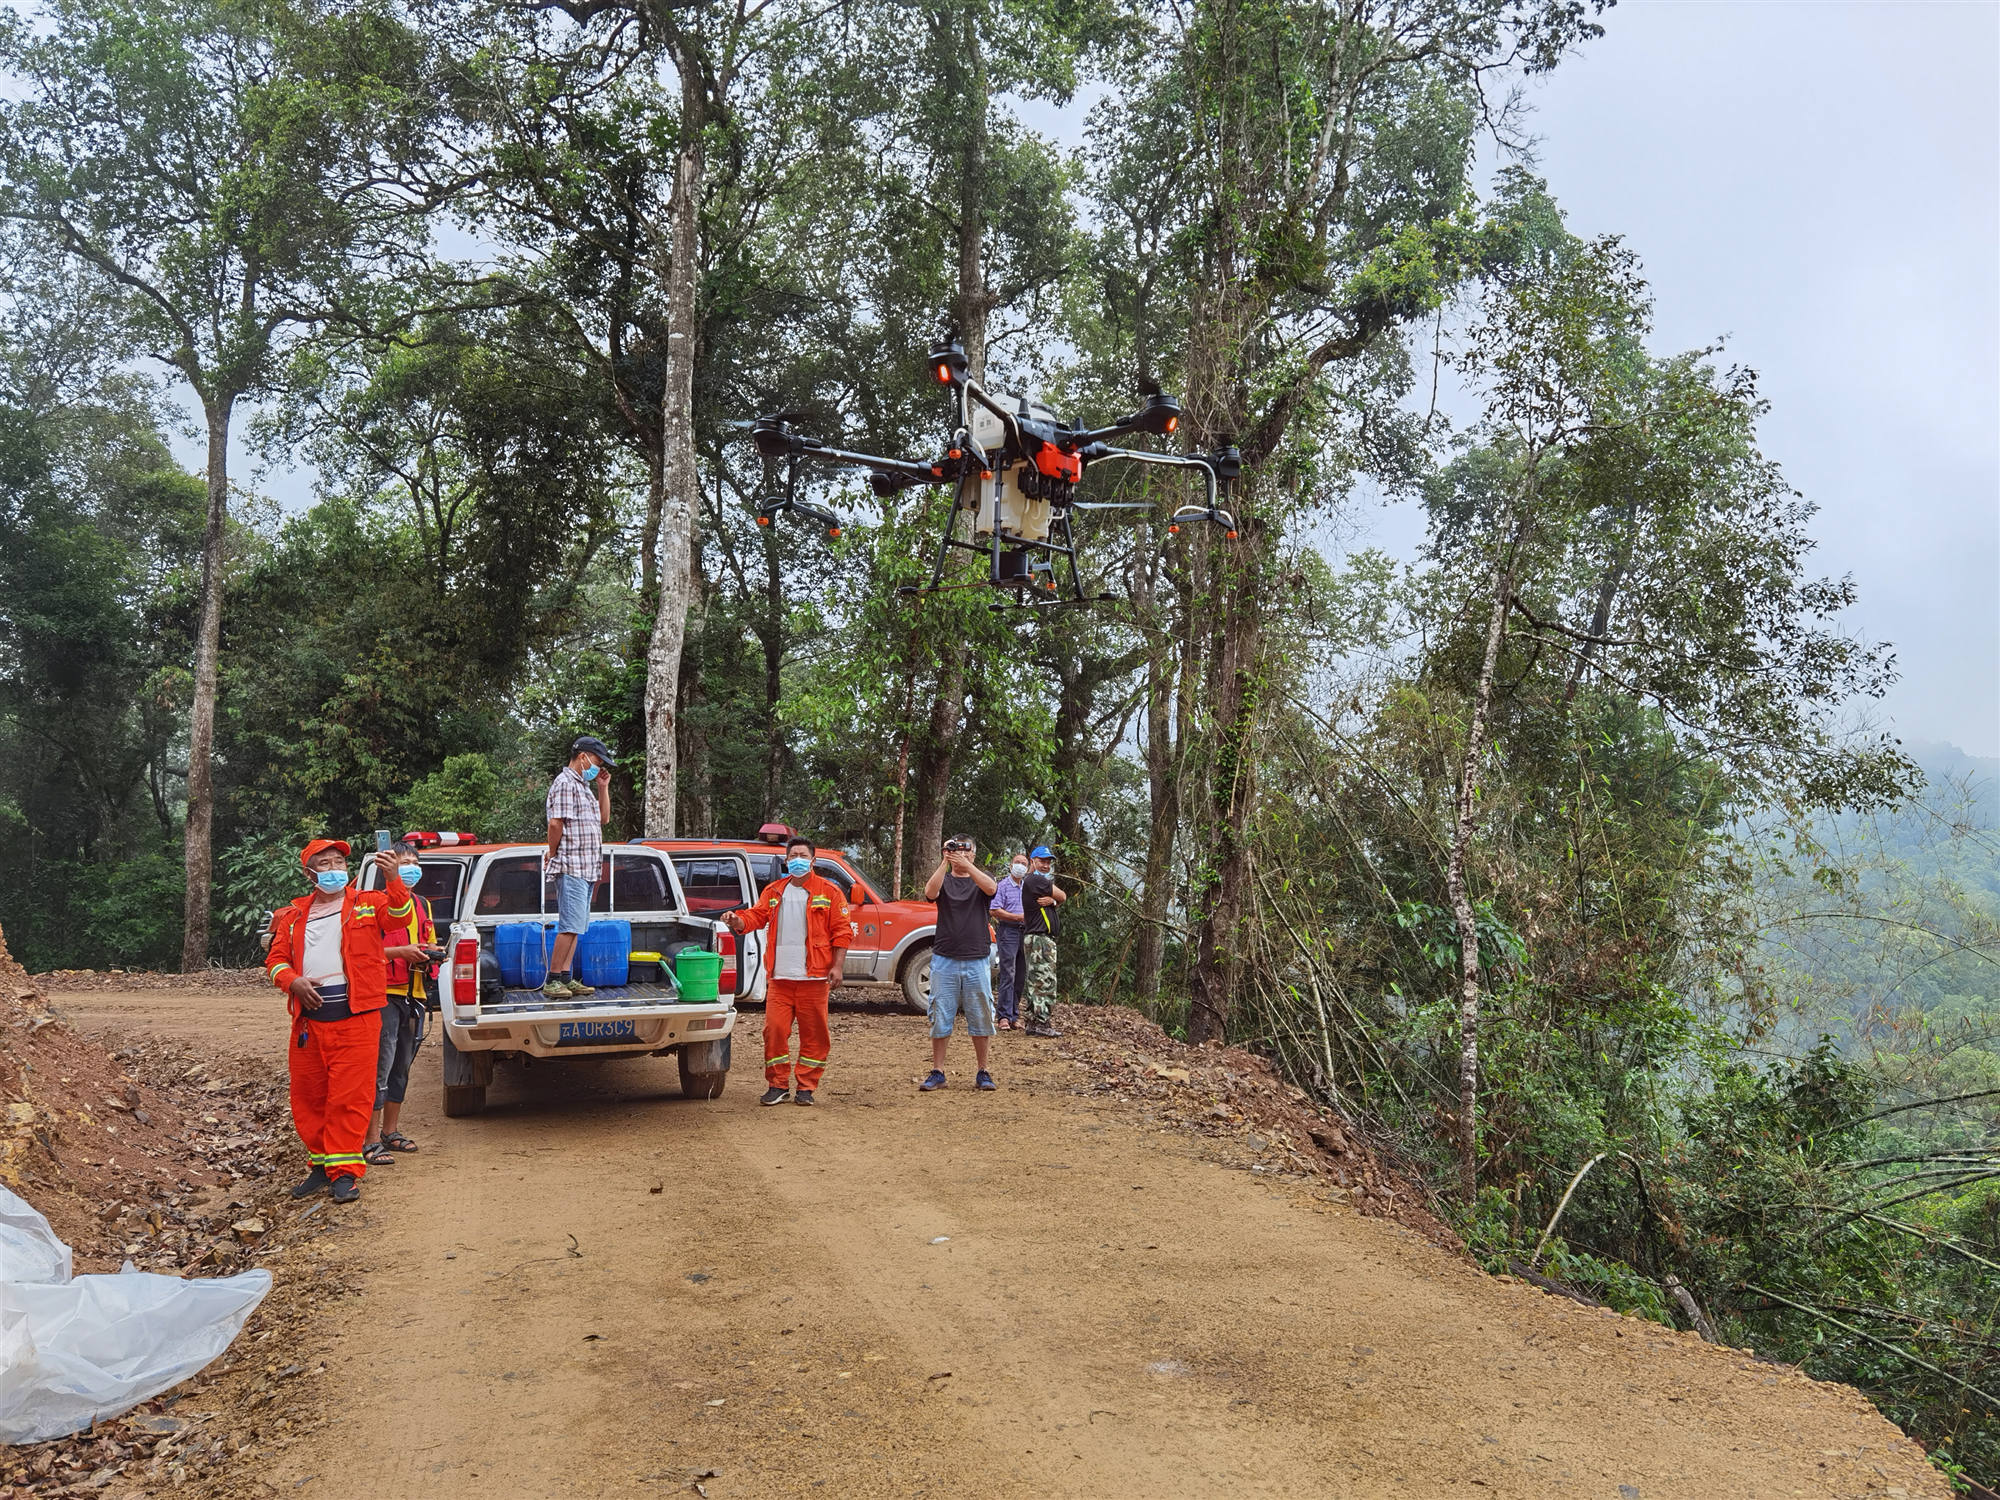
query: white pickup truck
360 840 763 1116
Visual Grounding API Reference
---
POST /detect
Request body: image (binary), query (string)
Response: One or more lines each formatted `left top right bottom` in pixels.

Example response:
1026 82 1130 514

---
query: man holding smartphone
920 836 999 1092
264 839 426 1204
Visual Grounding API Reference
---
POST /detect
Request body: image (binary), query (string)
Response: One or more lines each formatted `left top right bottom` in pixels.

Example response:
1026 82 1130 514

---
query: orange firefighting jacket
735 872 853 980
266 875 414 1017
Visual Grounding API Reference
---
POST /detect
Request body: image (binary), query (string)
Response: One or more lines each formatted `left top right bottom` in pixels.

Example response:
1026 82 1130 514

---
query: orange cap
299 837 350 870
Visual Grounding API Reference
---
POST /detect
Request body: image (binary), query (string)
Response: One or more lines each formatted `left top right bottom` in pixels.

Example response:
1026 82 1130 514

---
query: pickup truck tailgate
451 982 735 1057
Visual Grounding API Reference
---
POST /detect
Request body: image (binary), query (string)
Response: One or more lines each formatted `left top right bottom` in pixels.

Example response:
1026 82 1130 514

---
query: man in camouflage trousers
1019 845 1067 1038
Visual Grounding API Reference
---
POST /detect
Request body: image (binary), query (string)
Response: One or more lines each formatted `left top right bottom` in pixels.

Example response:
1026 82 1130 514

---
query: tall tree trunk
910 649 962 868
760 521 783 820
889 730 910 900
643 89 703 838
1446 535 1517 1202
901 0 994 868
1134 628 1178 1006
1185 519 1264 1043
180 395 233 971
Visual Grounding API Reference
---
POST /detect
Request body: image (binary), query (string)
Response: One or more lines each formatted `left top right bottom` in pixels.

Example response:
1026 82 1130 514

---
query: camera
944 839 972 853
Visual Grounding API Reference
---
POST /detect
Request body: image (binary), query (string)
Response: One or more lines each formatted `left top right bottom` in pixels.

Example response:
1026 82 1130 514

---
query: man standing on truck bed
727 836 851 1106
543 735 614 999
264 839 427 1204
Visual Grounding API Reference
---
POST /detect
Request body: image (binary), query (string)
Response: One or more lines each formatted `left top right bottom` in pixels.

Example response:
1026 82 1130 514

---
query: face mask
580 762 600 781
786 857 810 879
1011 863 1027 879
397 864 423 886
315 869 349 894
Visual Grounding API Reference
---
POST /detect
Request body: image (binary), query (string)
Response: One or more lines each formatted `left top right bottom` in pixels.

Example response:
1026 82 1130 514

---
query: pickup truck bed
485 982 687 1012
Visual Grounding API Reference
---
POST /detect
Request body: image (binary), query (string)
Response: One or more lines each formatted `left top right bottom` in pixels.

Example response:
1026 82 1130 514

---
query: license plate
557 1019 639 1044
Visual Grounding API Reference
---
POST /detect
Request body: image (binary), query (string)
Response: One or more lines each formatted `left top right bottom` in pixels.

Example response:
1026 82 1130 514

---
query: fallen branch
1663 1275 1718 1343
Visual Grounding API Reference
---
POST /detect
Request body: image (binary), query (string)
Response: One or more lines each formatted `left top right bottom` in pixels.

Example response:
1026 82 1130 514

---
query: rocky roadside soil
1 941 348 1500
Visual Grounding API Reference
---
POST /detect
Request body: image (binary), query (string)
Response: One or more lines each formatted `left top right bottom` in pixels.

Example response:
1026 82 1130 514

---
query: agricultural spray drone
745 337 1240 608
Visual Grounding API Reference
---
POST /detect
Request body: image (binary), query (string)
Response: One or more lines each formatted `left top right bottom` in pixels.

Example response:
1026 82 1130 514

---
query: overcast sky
1453 0 1999 756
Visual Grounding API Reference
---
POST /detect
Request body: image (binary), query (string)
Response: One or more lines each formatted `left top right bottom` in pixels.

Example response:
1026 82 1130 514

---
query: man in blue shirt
989 850 1028 1031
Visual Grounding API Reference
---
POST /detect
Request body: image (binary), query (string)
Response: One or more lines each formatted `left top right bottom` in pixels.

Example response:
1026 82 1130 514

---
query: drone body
748 338 1239 608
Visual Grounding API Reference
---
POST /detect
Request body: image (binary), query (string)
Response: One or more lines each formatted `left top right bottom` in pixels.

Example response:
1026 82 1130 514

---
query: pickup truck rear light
714 929 736 958
688 1015 726 1031
452 938 480 1004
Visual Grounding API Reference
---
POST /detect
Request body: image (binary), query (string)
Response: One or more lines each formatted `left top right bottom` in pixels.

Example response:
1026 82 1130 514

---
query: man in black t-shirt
919 836 999 1091
1019 844 1068 1036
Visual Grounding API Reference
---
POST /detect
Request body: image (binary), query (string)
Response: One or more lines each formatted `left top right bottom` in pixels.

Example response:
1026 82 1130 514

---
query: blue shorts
555 873 593 935
929 955 995 1039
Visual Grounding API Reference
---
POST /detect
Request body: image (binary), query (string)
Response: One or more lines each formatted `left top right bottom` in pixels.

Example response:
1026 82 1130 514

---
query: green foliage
395 753 500 837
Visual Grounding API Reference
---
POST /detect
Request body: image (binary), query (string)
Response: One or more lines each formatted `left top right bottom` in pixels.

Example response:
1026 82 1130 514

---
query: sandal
363 1142 396 1166
382 1132 420 1153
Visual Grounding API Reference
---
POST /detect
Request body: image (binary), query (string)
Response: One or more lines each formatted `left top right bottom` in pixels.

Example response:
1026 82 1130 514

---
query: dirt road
51 987 1944 1499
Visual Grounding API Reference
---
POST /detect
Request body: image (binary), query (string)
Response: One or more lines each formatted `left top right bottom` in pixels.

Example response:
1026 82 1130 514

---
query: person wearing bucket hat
543 735 614 999
263 839 428 1203
726 835 852 1105
1019 845 1068 1037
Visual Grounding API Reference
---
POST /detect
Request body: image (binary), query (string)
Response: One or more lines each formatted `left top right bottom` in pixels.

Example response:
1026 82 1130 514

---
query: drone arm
1080 446 1219 513
795 442 942 484
960 378 1022 452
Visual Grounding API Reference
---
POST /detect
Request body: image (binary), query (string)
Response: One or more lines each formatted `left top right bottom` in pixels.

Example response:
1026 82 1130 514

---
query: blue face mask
580 762 600 781
315 869 349 894
786 857 810 879
397 864 423 886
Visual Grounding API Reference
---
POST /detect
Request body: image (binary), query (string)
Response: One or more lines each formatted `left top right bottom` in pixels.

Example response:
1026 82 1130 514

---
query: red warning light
1163 414 1179 434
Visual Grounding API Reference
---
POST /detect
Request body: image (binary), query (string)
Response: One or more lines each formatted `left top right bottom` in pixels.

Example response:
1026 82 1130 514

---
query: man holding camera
920 836 998 1092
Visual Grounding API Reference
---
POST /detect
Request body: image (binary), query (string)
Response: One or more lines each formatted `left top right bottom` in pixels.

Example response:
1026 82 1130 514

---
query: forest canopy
0 0 1993 1484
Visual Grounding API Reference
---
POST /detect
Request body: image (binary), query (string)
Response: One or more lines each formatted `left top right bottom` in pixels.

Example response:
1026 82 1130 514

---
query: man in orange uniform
726 836 850 1107
264 839 425 1203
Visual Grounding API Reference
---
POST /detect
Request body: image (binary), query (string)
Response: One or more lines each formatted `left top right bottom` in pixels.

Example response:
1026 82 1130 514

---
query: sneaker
794 1090 816 1106
920 1070 946 1092
290 1166 330 1200
565 977 597 996
541 976 576 999
330 1175 360 1204
976 1071 996 1091
760 1087 789 1106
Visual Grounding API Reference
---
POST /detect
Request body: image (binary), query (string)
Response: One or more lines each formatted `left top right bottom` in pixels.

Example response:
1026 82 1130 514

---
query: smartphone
374 829 391 853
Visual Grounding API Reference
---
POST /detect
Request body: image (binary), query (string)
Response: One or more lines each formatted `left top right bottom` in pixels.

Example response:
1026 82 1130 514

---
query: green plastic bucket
674 949 722 1002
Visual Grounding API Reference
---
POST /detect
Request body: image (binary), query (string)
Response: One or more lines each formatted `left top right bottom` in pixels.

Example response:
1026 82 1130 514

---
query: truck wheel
679 1036 731 1099
441 1028 491 1117
898 944 933 1015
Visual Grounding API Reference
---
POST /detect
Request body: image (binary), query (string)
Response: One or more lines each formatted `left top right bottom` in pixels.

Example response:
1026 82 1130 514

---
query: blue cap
1030 845 1053 859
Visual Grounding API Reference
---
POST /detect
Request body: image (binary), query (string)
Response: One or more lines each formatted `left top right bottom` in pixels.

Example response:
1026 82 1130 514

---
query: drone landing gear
753 453 845 539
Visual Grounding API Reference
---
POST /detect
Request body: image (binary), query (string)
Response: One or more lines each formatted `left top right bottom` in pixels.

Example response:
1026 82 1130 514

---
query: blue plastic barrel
495 921 551 989
575 919 632 988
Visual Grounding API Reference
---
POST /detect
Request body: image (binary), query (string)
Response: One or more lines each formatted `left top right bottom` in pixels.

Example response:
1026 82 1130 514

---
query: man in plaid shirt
543 735 613 998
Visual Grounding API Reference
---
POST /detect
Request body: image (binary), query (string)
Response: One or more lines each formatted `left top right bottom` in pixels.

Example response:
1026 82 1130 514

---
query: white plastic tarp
0 1185 270 1444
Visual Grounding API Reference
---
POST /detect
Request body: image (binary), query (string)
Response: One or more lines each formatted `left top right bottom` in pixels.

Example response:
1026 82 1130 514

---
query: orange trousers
765 978 831 1091
288 1010 382 1180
